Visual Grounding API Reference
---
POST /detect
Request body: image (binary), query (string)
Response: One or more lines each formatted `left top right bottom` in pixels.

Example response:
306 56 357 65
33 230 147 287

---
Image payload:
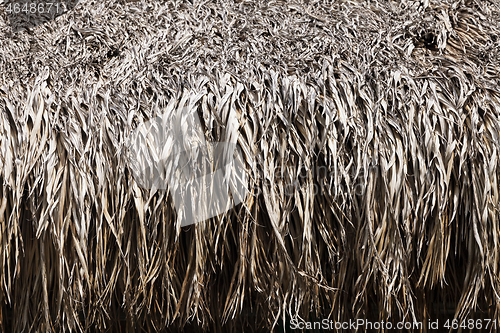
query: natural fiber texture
1 0 500 331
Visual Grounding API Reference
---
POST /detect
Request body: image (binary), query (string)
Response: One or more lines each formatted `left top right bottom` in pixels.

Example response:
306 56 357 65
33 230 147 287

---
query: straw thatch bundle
1 0 500 331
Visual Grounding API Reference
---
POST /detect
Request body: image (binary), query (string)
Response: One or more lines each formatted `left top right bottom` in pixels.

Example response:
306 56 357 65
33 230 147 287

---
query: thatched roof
1 0 500 331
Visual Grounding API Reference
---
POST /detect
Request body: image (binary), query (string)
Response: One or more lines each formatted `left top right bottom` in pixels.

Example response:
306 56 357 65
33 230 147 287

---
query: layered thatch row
1 0 500 331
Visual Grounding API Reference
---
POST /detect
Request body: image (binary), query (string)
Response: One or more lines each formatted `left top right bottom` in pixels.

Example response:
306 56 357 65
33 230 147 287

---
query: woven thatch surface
1 0 500 331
